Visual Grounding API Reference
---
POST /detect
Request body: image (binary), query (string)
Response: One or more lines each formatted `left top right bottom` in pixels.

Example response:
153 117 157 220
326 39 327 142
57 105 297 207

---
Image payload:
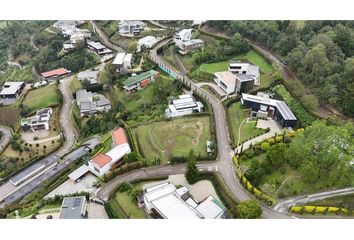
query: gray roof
96 98 111 107
80 102 96 112
77 70 99 84
275 101 297 121
59 196 87 219
9 154 59 186
76 89 92 102
236 74 255 82
247 65 260 77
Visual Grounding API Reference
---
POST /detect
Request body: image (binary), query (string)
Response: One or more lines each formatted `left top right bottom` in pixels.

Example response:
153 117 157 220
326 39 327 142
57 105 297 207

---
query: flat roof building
76 89 111 116
0 81 25 99
112 52 133 71
177 39 204 55
229 62 260 85
59 196 87 219
241 93 297 128
214 70 255 95
143 182 226 219
119 20 145 36
165 94 204 118
21 108 53 132
87 41 112 55
77 70 99 85
137 36 158 52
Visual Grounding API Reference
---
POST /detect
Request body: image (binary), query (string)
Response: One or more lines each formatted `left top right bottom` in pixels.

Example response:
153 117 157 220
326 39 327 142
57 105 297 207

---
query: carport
68 165 91 182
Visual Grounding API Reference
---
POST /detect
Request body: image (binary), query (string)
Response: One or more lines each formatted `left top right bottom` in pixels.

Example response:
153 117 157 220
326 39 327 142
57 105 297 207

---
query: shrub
290 206 303 213
327 207 340 213
267 138 275 145
303 206 316 213
246 181 253 191
245 149 255 158
275 136 283 143
260 142 271 151
315 206 328 214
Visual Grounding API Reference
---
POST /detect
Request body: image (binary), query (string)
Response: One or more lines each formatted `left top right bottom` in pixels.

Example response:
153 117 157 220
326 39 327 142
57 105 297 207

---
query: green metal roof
212 198 226 210
21 118 32 125
123 70 157 87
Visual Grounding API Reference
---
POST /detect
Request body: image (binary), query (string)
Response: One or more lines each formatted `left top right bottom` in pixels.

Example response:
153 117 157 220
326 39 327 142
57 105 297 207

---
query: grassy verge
68 75 82 94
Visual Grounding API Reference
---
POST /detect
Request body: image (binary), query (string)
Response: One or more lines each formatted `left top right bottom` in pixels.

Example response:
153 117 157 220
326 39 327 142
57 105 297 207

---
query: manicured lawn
23 84 60 112
227 102 266 147
113 192 147 219
133 116 211 164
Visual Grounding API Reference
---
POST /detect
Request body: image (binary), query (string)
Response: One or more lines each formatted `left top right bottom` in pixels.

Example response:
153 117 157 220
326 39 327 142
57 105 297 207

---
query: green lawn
69 75 82 94
23 84 60 112
133 116 211 164
195 50 274 87
0 66 37 86
112 192 147 219
227 102 266 147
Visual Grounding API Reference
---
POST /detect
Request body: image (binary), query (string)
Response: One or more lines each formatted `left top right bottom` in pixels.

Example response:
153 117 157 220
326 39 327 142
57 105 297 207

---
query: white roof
68 164 90 181
151 193 202 219
105 143 131 163
242 93 297 121
214 71 236 85
171 95 198 110
145 182 170 193
176 186 189 196
195 196 225 219
0 81 24 95
113 52 126 65
87 41 107 50
144 183 176 203
138 36 158 46
77 70 99 82
124 53 132 63
185 198 198 208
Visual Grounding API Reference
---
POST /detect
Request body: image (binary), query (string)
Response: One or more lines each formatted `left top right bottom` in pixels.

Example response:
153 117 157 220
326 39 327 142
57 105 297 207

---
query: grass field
108 191 147 219
23 84 60 112
133 116 211 164
69 76 82 94
227 102 266 147
0 66 37 86
195 50 274 87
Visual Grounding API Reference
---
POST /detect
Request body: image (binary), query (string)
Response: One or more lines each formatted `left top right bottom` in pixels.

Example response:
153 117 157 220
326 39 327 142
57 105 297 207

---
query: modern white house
174 29 194 42
165 94 204 118
142 182 226 219
228 62 260 85
213 71 237 95
0 81 25 99
137 36 159 52
21 108 53 132
119 20 145 36
88 128 131 176
176 39 205 55
112 52 133 71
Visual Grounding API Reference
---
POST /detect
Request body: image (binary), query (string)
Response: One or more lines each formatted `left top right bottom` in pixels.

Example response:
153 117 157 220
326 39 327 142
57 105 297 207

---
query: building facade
165 94 204 118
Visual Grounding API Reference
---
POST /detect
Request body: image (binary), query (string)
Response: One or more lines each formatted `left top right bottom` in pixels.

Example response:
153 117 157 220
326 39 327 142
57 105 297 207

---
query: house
63 43 76 52
41 68 71 81
76 89 111 116
165 94 204 118
87 41 112 55
142 182 226 219
77 70 99 85
59 196 87 219
119 20 145 36
53 20 77 36
137 36 158 52
177 39 205 55
174 29 193 42
0 81 25 99
214 71 236 95
228 62 260 85
214 71 255 95
88 128 131 176
21 108 53 132
112 52 133 71
123 70 159 92
241 92 297 128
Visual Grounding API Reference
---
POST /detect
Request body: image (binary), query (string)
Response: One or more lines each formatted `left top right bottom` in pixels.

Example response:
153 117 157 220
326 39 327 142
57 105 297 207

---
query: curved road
0 126 12 153
92 27 289 218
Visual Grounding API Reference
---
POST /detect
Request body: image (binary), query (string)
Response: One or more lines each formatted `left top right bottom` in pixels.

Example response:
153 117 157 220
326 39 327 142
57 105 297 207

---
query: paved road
56 76 77 157
0 126 12 152
90 20 125 53
274 187 354 213
0 138 100 207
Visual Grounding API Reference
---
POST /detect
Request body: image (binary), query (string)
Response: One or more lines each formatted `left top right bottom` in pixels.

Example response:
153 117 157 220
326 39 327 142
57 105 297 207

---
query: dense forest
207 21 354 117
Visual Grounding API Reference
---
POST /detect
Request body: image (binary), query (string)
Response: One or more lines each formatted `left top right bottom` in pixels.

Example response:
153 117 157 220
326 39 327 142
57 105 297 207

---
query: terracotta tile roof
140 79 150 88
112 128 128 146
41 68 70 78
91 153 112 168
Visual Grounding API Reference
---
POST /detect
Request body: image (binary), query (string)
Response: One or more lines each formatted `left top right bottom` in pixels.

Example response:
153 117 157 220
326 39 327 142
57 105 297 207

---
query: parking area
87 202 108 219
44 173 97 199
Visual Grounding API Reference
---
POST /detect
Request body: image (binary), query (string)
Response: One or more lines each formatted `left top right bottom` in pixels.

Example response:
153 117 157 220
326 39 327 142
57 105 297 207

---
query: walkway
274 187 354 213
0 126 11 152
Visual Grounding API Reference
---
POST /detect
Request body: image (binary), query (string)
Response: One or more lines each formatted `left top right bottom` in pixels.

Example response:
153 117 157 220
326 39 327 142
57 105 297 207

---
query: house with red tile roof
88 128 131 176
41 68 71 81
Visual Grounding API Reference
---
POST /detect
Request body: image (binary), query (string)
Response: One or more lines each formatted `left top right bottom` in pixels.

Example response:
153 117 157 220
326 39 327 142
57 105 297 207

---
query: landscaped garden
235 121 354 200
132 115 211 165
227 102 267 148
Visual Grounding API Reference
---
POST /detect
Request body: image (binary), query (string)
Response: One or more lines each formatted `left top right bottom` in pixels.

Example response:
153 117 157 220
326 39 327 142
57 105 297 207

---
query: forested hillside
207 21 354 117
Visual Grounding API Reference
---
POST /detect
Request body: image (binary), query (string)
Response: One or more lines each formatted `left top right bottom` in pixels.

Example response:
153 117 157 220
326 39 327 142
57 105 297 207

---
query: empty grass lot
109 192 147 219
23 84 60 112
227 102 266 147
133 116 211 164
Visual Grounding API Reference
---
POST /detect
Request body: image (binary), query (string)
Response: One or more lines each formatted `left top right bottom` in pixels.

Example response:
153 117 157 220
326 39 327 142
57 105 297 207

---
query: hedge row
102 161 146 183
233 155 276 206
290 205 353 216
